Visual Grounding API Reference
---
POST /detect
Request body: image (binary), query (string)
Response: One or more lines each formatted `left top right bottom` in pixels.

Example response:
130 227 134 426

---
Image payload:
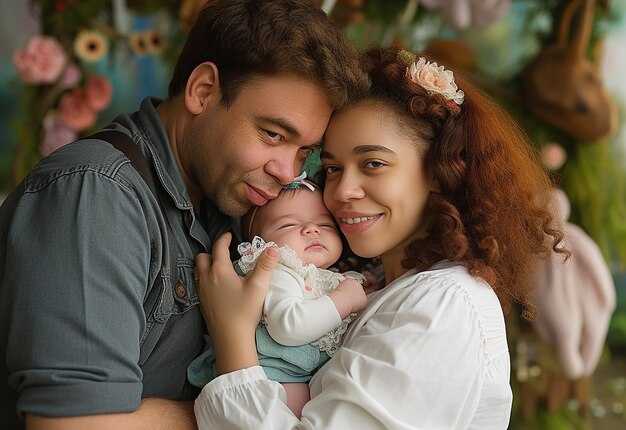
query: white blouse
195 262 512 429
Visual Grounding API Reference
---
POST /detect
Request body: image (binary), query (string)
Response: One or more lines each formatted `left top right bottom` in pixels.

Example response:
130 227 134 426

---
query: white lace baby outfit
187 236 364 386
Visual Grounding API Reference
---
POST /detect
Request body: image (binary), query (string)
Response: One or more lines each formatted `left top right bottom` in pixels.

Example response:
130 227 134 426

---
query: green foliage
529 408 588 430
10 84 44 186
35 0 110 39
562 141 626 267
608 273 626 350
361 0 415 25
609 313 626 351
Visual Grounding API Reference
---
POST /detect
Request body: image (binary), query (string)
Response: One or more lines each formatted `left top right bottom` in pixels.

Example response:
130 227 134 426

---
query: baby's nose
302 223 320 235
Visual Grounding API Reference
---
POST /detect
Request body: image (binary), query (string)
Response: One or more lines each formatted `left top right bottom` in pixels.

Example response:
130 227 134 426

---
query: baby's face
255 189 343 269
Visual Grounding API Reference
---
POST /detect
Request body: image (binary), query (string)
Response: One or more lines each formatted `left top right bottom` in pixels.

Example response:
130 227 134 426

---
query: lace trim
236 236 365 355
311 314 355 356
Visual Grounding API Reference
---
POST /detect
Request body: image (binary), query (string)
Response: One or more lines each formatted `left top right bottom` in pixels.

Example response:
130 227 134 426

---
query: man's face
184 74 332 216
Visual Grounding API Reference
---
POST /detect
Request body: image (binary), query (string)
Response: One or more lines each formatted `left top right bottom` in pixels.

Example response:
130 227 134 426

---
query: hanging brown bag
522 0 617 141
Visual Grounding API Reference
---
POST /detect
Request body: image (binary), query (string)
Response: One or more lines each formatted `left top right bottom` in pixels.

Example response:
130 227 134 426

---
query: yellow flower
74 30 109 63
129 32 147 56
144 30 165 55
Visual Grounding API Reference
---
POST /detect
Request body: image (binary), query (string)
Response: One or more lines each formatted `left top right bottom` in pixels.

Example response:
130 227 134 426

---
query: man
0 1 370 428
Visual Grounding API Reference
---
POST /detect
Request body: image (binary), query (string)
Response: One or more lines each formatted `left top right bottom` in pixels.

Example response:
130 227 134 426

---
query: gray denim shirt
0 97 233 420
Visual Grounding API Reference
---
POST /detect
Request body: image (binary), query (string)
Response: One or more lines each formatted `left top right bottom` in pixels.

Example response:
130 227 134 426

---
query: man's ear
184 62 220 115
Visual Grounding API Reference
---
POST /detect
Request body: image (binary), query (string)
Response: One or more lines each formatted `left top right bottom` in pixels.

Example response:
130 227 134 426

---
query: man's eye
266 130 283 141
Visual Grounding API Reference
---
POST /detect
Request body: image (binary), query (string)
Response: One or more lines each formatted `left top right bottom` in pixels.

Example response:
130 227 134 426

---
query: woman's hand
195 232 279 374
362 270 383 295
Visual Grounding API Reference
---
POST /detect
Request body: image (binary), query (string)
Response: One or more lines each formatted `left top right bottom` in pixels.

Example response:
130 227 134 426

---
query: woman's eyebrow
352 144 396 155
320 144 396 160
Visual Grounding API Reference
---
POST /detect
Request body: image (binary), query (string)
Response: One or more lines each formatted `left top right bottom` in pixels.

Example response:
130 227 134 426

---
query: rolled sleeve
2 169 153 417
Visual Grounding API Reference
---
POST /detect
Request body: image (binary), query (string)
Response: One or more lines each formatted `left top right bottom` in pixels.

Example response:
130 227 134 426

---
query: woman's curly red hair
363 47 567 317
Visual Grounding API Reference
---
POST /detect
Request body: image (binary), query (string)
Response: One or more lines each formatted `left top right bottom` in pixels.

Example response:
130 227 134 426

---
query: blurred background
1 1 625 428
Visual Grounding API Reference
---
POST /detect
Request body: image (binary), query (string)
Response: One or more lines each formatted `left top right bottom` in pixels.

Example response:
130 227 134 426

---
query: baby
188 176 368 417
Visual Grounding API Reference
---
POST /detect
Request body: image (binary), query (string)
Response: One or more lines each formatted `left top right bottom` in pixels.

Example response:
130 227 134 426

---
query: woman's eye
365 161 385 169
324 166 340 174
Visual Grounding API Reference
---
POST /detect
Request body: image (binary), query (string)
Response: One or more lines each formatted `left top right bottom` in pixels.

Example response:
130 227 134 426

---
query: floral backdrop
1 0 184 187
1 1 626 428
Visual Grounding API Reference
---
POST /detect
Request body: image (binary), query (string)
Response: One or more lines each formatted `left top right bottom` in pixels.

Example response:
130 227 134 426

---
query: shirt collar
135 97 193 210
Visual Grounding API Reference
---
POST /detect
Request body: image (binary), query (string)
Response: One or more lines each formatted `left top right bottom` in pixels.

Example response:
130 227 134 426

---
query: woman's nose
332 173 365 202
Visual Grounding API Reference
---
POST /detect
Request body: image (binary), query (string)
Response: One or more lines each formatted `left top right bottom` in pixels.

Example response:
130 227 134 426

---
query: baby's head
242 180 343 269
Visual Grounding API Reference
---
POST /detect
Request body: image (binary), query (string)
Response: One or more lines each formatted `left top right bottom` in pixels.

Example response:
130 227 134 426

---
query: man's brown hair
168 0 370 109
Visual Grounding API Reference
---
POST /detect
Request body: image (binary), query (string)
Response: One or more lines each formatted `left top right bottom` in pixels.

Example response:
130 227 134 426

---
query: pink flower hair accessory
405 55 465 106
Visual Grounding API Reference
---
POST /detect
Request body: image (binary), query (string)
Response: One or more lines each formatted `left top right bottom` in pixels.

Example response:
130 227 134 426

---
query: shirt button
175 283 187 299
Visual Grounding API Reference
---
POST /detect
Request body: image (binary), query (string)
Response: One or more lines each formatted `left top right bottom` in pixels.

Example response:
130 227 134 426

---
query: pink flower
59 63 82 89
406 57 465 105
58 89 97 131
12 36 68 84
84 75 113 112
541 143 567 171
41 113 77 156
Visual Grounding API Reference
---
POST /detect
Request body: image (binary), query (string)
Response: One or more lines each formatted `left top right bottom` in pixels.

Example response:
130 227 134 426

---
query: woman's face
321 101 435 260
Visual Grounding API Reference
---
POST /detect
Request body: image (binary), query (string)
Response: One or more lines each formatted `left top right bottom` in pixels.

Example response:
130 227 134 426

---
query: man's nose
265 153 301 186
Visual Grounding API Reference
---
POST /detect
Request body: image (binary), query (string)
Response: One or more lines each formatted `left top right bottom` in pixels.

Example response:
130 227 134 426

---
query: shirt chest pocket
138 258 201 365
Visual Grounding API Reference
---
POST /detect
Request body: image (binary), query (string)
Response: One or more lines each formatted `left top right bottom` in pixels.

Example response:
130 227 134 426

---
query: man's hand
195 232 279 374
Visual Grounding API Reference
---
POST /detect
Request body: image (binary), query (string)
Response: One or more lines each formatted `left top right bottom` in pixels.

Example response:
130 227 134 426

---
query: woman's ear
184 62 220 115
430 177 441 194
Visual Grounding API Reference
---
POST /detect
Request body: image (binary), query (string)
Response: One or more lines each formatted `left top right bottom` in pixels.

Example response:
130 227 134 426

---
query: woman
193 47 566 429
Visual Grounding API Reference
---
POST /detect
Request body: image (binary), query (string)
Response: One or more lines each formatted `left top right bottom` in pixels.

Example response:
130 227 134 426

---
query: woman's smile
336 213 382 235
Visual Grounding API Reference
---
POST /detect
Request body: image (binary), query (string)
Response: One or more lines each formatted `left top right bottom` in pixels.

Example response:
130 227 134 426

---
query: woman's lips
337 214 381 235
